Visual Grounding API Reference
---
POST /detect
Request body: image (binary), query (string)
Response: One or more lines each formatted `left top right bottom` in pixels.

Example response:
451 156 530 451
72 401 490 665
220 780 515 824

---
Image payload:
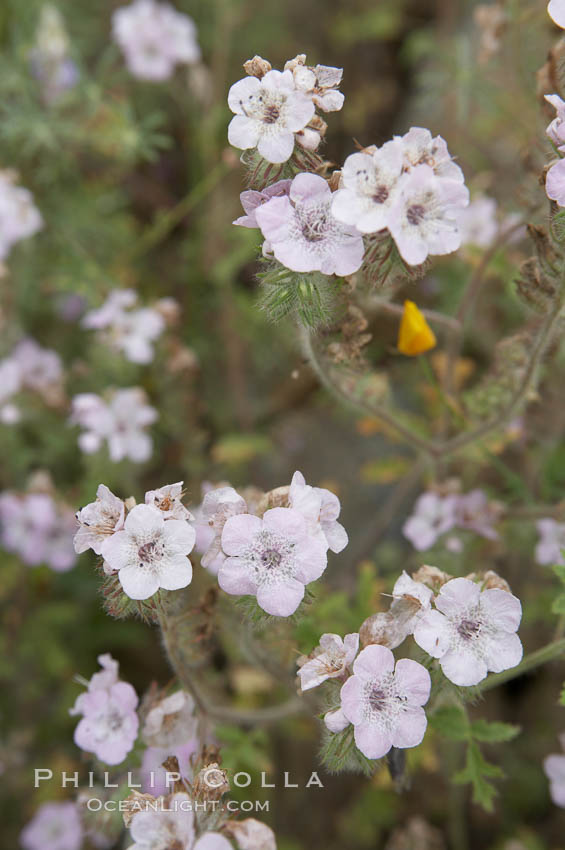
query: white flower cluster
112 0 200 82
0 338 64 424
81 289 171 364
0 170 43 262
70 387 158 463
227 54 344 164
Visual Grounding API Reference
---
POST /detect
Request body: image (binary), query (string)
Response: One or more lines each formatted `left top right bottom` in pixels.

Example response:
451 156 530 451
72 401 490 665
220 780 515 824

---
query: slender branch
476 638 565 694
300 326 441 457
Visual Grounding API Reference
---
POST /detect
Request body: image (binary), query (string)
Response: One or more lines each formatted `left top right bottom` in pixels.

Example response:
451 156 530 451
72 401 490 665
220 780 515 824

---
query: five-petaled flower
218 506 327 616
413 577 523 686
126 793 232 850
74 484 125 555
228 69 314 163
100 503 195 600
330 644 431 760
298 632 359 691
255 173 365 275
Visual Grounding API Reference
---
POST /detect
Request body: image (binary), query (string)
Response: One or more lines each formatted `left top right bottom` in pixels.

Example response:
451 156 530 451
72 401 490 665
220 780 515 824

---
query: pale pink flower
402 492 457 551
140 742 198 795
70 388 157 463
0 491 76 571
112 0 200 82
233 180 292 229
535 518 565 566
544 734 565 807
545 94 565 150
331 142 403 234
548 0 565 29
414 577 523 687
396 126 465 184
101 504 195 600
196 486 247 574
546 158 565 206
82 291 166 364
457 196 499 248
126 794 232 850
453 489 499 540
0 357 21 423
256 173 365 275
141 691 198 792
289 470 348 553
74 484 126 555
12 338 62 392
81 290 137 329
21 802 83 850
338 644 431 759
219 507 327 616
228 69 315 163
70 653 139 765
0 171 43 261
387 165 469 266
145 482 194 522
298 633 359 691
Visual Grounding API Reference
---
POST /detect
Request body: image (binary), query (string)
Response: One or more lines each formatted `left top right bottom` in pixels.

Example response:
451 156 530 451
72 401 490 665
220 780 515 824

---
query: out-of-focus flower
546 158 565 206
298 633 359 691
141 690 198 794
12 338 63 394
100 503 195 600
337 644 431 759
125 793 232 850
402 492 457 551
255 173 365 275
0 357 22 423
70 388 158 463
145 482 194 521
397 300 437 356
112 0 200 81
227 69 315 163
218 507 327 616
396 127 465 184
0 171 43 261
224 818 277 850
70 653 139 765
332 143 403 234
387 165 469 266
0 490 76 571
74 484 126 555
535 518 565 565
414 577 522 686
549 0 565 29
30 5 79 103
544 734 565 807
457 196 499 248
289 470 348 553
82 290 167 364
21 802 83 850
453 489 500 540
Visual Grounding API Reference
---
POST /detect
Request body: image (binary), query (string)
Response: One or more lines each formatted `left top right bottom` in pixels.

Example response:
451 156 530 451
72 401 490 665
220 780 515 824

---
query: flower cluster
70 653 139 765
112 0 200 81
227 54 343 164
0 488 76 571
81 289 171 364
124 792 233 850
141 690 198 794
402 487 501 551
77 472 346 616
302 567 522 760
0 170 43 262
70 387 158 463
0 337 64 424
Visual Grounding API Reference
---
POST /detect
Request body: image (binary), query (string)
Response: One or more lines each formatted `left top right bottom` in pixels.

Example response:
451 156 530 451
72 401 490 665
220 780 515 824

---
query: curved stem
476 637 565 694
156 596 304 728
300 326 441 457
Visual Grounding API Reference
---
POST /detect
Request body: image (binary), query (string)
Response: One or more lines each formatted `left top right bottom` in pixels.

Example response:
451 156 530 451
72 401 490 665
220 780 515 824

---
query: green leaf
551 593 565 615
470 719 521 743
429 705 470 741
453 741 504 812
320 724 376 777
552 563 565 584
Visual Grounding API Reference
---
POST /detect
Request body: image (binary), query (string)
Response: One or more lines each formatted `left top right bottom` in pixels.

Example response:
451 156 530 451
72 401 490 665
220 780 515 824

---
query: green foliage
257 263 343 327
319 724 376 777
453 740 505 813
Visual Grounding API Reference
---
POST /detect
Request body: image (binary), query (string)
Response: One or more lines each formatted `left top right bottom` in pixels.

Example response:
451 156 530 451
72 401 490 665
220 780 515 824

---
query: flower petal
256 578 304 616
218 556 258 595
118 566 160 600
352 644 395 679
221 514 262 556
394 658 431 706
354 721 393 759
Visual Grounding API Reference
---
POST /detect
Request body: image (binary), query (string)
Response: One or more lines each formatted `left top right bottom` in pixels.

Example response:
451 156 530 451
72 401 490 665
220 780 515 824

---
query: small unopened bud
122 791 157 827
192 763 229 802
124 496 137 512
412 564 451 591
284 54 306 73
243 56 272 79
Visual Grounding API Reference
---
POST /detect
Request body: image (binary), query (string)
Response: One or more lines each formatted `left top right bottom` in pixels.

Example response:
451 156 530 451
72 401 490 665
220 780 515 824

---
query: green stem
476 637 565 694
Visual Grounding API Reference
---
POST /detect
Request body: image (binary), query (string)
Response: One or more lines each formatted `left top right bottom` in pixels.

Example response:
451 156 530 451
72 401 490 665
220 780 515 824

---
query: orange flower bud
397 300 437 356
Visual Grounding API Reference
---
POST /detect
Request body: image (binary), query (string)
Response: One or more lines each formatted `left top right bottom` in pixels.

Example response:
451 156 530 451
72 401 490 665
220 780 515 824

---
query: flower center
368 687 388 712
137 537 164 566
261 548 282 568
407 204 426 226
262 104 281 124
372 185 389 204
458 618 481 640
298 202 332 242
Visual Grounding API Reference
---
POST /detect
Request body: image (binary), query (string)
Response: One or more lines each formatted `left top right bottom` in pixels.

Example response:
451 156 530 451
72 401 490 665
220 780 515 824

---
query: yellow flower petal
397 300 437 356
